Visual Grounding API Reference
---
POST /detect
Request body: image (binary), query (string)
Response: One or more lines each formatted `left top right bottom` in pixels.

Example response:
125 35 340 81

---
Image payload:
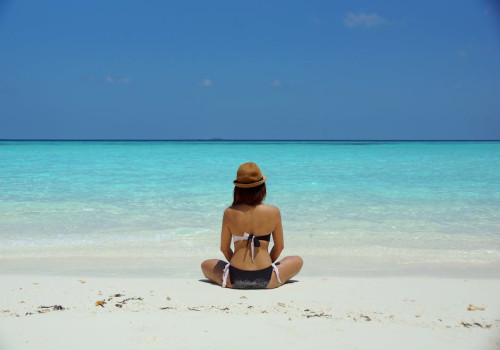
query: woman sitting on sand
201 162 303 289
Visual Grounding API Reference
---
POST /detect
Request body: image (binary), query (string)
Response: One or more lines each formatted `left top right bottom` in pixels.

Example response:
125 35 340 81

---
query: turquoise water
1 141 499 270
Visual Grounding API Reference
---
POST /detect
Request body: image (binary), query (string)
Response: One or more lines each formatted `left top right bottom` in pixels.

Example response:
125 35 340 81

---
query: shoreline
1 255 499 279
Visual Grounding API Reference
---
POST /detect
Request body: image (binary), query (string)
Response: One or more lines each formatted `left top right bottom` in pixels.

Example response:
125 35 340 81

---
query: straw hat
233 162 267 188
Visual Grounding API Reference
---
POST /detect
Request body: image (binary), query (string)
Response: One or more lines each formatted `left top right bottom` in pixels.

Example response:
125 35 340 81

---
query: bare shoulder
258 204 281 216
223 207 236 218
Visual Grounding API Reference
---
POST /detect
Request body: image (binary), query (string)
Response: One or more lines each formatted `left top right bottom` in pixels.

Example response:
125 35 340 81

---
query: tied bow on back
246 234 261 262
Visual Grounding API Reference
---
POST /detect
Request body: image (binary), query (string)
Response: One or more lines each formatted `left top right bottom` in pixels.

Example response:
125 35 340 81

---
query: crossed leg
200 259 228 287
267 255 303 289
200 256 303 289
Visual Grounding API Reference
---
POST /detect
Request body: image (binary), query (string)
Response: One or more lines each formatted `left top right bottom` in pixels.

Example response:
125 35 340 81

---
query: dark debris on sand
25 305 65 316
303 309 332 319
461 321 491 328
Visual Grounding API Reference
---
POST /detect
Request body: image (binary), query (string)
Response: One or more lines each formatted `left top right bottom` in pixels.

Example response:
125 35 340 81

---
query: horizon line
0 139 499 142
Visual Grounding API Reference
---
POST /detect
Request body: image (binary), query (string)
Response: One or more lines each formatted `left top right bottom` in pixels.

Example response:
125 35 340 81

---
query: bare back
221 203 284 271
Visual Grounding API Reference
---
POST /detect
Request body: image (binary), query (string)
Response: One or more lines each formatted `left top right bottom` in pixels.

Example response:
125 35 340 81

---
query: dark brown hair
232 183 266 206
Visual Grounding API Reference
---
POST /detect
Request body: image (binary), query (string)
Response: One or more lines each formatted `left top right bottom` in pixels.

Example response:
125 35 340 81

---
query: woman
201 162 303 289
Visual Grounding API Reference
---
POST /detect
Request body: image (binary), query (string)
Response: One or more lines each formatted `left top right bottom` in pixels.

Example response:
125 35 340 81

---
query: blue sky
0 0 499 140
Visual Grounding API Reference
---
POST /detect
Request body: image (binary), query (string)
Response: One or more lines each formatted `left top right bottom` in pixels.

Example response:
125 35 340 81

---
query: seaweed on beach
119 297 143 304
25 305 65 316
461 321 491 328
112 296 143 308
359 314 372 322
95 300 106 307
303 309 332 319
160 306 176 310
39 305 64 311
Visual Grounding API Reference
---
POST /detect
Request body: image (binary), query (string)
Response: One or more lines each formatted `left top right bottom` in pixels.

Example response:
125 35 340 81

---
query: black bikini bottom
229 265 273 289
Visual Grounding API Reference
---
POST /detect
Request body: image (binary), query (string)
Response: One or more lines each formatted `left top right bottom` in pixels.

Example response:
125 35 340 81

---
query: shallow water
1 141 499 273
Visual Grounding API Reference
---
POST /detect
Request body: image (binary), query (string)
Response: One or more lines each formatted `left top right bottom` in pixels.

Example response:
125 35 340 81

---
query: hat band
234 177 263 185
233 177 265 188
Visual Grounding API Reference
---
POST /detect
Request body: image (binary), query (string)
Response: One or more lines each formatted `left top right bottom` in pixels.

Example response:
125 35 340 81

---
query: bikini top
232 232 272 262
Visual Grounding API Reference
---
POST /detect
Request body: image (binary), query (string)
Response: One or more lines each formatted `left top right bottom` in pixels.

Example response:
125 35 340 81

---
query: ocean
1 141 499 275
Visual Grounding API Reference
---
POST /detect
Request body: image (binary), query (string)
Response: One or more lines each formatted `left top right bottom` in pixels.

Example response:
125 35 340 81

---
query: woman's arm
270 208 284 262
220 208 233 261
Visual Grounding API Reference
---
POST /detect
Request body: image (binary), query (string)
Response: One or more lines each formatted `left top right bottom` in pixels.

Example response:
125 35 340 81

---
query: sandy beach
1 263 499 350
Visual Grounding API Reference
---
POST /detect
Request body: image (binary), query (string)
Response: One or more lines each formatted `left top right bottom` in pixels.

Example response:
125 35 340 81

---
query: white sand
1 273 499 350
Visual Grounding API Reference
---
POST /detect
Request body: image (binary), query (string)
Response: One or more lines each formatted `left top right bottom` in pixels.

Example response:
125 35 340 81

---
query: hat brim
233 175 267 188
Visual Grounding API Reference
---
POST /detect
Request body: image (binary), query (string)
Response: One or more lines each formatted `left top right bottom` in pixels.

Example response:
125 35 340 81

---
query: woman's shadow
198 278 300 286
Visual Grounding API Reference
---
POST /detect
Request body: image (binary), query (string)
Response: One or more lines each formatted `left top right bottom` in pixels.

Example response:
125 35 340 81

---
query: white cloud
270 80 283 87
343 12 386 28
106 76 133 84
310 16 322 24
198 78 213 87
